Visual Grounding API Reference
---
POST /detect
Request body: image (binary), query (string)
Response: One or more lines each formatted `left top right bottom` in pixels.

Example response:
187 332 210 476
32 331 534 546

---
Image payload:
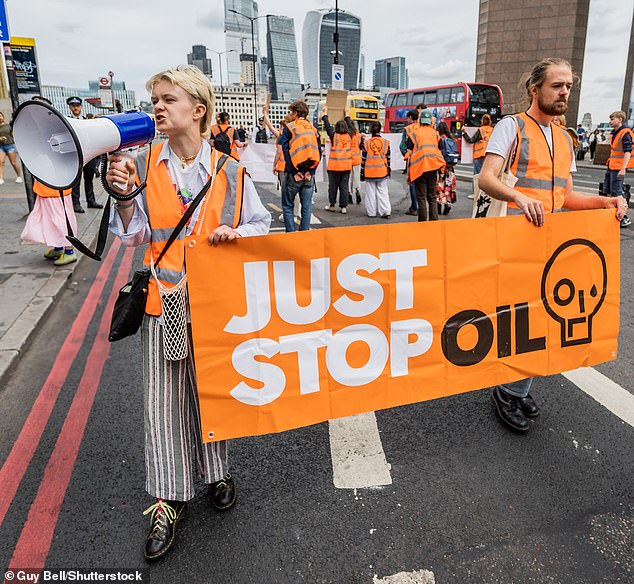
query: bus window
437 87 451 104
352 99 378 109
413 92 425 107
451 87 465 103
386 94 396 107
425 90 437 105
395 93 409 107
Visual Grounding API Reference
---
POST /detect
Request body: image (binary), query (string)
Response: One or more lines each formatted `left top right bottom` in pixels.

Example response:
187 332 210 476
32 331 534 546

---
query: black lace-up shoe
143 499 186 561
518 394 540 418
210 474 236 511
491 387 529 432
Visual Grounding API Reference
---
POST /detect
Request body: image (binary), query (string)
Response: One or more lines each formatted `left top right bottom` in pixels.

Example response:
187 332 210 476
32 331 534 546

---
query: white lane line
373 569 436 583
329 412 392 489
563 367 634 428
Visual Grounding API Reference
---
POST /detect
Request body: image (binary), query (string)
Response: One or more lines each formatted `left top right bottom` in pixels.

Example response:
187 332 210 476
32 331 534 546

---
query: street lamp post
207 49 235 110
228 9 271 131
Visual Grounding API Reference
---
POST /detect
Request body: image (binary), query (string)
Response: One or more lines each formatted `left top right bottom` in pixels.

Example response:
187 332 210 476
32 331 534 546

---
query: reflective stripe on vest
33 181 71 198
407 125 445 182
141 143 244 316
363 136 389 179
608 127 634 170
351 133 362 165
509 113 573 213
287 119 319 170
473 125 493 159
328 132 352 171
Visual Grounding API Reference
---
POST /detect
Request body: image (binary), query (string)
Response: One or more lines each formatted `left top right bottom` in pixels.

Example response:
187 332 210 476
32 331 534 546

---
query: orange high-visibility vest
33 181 72 198
407 125 445 182
351 133 362 165
328 132 352 172
473 125 493 159
363 136 390 179
607 126 634 170
136 143 245 316
508 113 574 213
210 123 240 161
286 118 320 170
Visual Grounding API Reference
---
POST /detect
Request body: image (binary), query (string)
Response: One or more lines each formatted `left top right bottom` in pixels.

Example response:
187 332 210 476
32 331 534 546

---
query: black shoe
348 194 354 205
143 499 187 561
405 209 417 216
491 387 529 432
87 202 103 209
73 204 85 214
210 474 236 511
518 394 540 418
620 215 632 228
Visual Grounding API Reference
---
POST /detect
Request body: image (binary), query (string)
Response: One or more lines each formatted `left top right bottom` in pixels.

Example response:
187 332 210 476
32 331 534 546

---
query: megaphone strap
60 189 110 262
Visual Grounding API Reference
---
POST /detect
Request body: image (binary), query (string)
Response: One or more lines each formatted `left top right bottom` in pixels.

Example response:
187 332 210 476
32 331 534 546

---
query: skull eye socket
554 278 575 306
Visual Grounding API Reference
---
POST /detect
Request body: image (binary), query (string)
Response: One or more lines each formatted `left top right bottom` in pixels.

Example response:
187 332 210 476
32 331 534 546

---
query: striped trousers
142 315 228 502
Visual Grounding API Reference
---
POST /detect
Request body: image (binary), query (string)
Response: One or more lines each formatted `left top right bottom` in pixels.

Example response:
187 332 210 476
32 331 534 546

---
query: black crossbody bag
108 154 227 342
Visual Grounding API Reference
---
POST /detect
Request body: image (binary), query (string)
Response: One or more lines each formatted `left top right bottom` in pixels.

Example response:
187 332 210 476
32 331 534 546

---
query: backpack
213 128 232 155
255 127 268 144
440 137 459 165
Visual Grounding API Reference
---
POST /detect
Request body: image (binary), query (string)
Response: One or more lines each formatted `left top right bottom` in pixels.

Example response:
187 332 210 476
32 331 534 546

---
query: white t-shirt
486 116 576 172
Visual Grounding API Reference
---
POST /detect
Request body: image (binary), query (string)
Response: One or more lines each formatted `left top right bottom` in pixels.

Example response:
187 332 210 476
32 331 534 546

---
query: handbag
108 154 228 342
471 118 518 219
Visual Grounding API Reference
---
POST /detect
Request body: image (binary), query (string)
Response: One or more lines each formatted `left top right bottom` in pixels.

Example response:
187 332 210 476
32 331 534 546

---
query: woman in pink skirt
21 181 77 266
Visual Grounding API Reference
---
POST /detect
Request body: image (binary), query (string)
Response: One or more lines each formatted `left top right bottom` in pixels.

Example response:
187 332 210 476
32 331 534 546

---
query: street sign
0 1 10 42
9 37 40 96
332 64 344 90
98 76 110 89
98 89 113 108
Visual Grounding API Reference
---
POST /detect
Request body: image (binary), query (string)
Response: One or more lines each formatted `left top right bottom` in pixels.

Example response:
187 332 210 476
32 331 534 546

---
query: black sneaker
143 499 186 561
518 394 540 418
491 387 529 432
210 474 237 511
620 215 631 228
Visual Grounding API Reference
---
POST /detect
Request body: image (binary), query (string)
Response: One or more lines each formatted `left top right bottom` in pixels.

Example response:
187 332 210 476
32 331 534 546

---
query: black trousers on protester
71 157 99 206
414 170 439 222
328 170 351 208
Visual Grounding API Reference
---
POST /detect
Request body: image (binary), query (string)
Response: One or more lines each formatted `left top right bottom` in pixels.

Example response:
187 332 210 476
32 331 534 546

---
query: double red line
1 240 135 574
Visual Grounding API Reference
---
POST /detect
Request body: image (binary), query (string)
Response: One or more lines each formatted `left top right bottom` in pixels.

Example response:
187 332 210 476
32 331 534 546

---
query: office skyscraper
187 45 213 77
373 57 408 90
303 9 361 90
266 15 301 101
225 0 261 85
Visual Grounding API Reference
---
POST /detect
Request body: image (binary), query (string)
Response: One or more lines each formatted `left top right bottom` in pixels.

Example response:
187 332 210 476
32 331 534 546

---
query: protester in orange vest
479 57 627 434
349 124 363 204
279 100 322 232
361 121 391 218
210 111 246 160
402 108 446 222
322 106 353 214
106 64 271 562
605 110 632 227
463 113 493 177
399 109 420 216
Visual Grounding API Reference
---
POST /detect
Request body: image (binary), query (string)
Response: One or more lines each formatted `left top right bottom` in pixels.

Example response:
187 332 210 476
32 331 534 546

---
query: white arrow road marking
563 367 634 428
329 412 392 489
373 569 436 583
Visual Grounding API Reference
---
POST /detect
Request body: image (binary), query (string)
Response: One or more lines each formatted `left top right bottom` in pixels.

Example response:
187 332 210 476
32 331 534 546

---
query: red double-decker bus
384 82 503 138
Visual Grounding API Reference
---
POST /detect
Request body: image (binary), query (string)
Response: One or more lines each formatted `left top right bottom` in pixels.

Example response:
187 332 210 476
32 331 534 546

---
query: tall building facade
373 57 408 90
224 0 261 85
303 9 361 90
266 15 301 101
475 0 590 125
187 45 213 77
44 82 136 115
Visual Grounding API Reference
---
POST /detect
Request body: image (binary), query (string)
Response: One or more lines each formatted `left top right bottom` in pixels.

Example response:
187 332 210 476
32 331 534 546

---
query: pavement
0 165 108 384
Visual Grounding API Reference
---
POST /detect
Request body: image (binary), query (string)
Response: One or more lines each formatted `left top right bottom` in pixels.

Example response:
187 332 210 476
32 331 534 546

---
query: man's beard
538 95 568 116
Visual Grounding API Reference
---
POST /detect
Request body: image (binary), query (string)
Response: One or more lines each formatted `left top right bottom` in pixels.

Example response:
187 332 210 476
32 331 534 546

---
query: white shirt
109 140 271 247
486 116 576 172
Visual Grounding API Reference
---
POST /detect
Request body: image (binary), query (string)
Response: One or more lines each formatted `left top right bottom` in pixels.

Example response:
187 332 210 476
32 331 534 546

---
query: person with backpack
322 106 353 214
252 116 270 143
210 112 245 160
279 99 322 232
436 121 458 215
361 121 391 218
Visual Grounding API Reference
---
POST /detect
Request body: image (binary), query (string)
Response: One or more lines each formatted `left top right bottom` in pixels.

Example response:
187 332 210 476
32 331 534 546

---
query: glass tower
266 15 301 101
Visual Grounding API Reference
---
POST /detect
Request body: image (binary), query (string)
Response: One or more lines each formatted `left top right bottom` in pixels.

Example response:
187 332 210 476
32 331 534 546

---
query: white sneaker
15 177 23 183
467 194 474 199
0 179 5 185
325 204 336 212
340 207 347 214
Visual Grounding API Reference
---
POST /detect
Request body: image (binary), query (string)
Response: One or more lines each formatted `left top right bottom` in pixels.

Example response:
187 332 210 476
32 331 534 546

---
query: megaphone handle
113 146 139 192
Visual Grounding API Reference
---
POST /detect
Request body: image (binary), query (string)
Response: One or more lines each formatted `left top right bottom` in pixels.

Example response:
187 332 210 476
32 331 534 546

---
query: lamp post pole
208 49 235 110
334 0 339 65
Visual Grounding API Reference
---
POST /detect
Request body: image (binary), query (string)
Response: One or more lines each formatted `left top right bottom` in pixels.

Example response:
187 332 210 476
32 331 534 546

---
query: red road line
6 246 135 571
0 238 122 528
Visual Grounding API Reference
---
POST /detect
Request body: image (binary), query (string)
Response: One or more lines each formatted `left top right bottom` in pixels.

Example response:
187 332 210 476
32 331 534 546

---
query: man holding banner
479 57 628 432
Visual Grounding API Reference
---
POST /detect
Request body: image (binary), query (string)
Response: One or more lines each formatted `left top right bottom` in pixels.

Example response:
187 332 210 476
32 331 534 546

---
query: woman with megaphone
106 64 271 562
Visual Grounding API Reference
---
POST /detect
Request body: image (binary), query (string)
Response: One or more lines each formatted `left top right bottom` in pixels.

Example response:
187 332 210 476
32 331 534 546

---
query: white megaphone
12 100 155 190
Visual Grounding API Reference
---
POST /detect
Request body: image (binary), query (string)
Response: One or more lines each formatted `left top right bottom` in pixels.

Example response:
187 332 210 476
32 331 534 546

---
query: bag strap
154 153 228 269
61 190 110 261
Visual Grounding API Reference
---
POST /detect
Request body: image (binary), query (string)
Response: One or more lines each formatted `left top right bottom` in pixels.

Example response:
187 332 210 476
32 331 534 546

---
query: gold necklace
179 153 197 169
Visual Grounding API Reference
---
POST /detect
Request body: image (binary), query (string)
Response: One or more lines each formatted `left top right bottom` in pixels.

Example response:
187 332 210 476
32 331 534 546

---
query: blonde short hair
146 65 215 136
609 110 626 121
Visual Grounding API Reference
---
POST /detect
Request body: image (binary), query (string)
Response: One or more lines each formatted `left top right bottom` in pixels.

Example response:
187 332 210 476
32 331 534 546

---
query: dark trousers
414 170 439 222
328 170 350 208
71 157 99 206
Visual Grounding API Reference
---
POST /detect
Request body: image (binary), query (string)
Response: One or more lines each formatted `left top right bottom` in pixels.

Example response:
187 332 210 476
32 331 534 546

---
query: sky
6 0 634 124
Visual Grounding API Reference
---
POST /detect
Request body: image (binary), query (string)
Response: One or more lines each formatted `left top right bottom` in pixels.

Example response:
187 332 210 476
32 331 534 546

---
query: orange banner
185 210 620 442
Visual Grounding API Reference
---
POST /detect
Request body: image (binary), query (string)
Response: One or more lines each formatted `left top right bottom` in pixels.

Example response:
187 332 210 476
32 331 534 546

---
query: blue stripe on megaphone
106 112 155 149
